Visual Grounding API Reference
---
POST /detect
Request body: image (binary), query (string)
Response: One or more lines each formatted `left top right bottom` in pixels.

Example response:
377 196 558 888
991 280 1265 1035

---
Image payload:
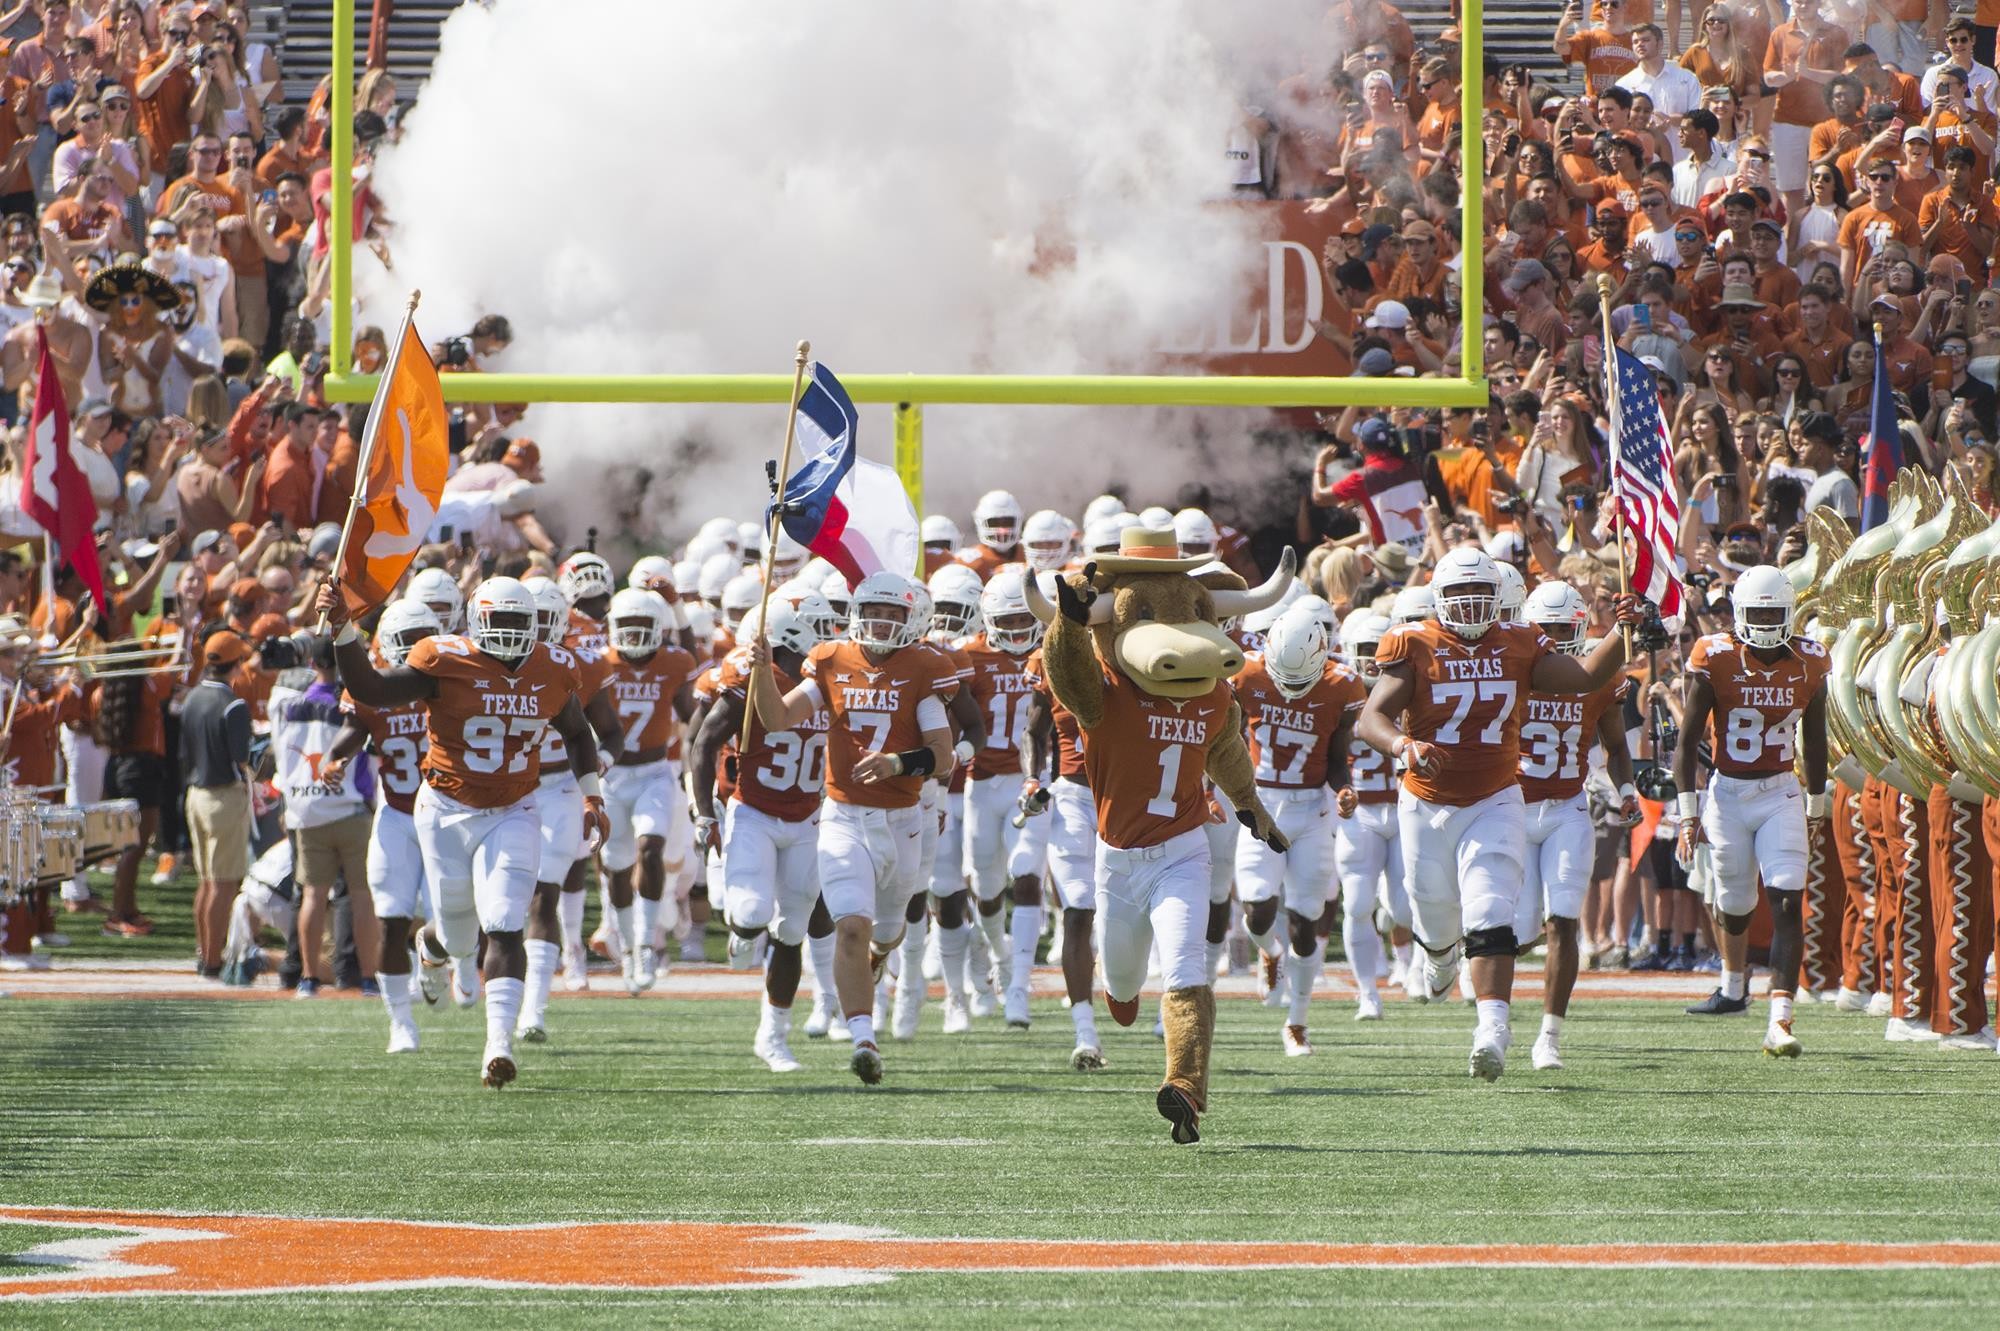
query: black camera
1632 602 1671 652
1633 760 1677 802
1494 494 1523 515
1687 570 1714 591
440 336 473 369
256 630 331 672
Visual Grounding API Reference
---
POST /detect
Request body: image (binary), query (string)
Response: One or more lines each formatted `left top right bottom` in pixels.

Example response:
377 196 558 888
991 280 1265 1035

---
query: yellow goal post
323 0 1487 411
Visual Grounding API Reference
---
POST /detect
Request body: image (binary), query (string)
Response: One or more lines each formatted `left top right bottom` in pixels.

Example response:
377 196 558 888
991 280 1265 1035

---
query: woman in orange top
1679 6 1761 108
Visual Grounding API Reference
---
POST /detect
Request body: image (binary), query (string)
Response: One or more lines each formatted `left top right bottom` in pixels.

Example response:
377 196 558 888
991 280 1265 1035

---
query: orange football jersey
564 608 606 658
958 544 1023 581
1347 737 1396 805
1518 677 1622 803
1375 620 1555 805
803 638 962 810
713 650 829 823
933 639 975 794
1687 632 1830 778
1234 655 1366 789
536 642 616 778
344 695 429 815
605 643 697 758
1080 670 1236 850
405 636 580 809
1023 648 1087 783
962 633 1037 780
690 659 739 806
2 682 79 788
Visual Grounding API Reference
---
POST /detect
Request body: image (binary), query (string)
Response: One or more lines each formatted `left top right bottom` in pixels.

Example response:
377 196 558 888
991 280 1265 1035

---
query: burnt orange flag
336 308 448 617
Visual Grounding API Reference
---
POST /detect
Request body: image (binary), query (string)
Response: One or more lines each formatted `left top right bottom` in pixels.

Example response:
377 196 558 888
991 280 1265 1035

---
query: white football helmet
698 516 741 555
1083 494 1125 527
672 559 701 599
1340 609 1392 681
1494 561 1527 621
818 566 852 630
1390 583 1434 625
973 490 1024 551
608 587 671 656
737 521 764 557
558 552 616 606
1288 592 1338 637
1242 577 1305 636
1138 505 1174 531
1174 507 1219 557
521 575 569 646
1733 564 1795 648
468 577 539 661
774 585 833 651
720 573 765 633
628 554 676 592
374 599 440 666
1524 580 1590 656
758 594 817 656
1083 515 1124 555
921 514 962 549
697 552 737 605
851 571 930 651
1021 509 1074 572
927 563 985 639
1432 547 1502 640
1265 609 1330 701
981 567 1040 655
683 533 727 572
770 529 808 581
405 566 464 633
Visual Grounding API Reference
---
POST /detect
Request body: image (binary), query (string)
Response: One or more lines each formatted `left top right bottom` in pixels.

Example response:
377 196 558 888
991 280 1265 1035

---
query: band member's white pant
414 784 540 954
1397 784 1526 951
1516 793 1594 939
1235 786 1337 917
818 798 924 943
1098 827 1211 1000
1703 771 1807 914
721 798 820 946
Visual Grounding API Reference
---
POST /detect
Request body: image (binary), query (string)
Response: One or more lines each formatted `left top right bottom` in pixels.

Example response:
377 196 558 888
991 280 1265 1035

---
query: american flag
1606 347 1684 630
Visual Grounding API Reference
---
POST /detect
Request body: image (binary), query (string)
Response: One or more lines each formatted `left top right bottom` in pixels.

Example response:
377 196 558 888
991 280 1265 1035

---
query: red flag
18 325 107 616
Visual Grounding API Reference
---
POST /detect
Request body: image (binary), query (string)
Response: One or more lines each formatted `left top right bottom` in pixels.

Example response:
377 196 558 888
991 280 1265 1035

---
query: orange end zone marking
2 1208 1997 1301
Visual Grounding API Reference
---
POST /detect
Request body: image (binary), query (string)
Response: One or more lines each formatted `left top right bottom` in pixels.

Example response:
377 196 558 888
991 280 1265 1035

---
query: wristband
579 772 603 800
1804 789 1829 819
1676 791 1699 821
896 746 939 777
954 738 977 766
1617 783 1637 805
334 622 359 647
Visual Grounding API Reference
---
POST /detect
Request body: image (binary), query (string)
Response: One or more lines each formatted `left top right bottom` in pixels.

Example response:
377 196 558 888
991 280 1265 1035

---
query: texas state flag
768 362 918 584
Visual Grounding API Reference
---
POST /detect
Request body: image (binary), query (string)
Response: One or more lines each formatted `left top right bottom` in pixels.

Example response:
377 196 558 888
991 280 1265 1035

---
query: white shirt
1671 145 1735 209
1616 61 1705 125
1920 60 2000 114
174 247 234 332
1805 468 1858 519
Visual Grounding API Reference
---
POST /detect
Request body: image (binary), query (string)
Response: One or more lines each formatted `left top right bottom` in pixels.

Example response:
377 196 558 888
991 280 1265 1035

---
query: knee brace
1718 910 1753 936
1464 925 1518 959
904 891 928 924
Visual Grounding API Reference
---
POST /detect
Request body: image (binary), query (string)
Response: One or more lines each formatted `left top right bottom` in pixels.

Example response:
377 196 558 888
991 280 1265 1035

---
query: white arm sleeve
916 695 948 732
795 679 825 709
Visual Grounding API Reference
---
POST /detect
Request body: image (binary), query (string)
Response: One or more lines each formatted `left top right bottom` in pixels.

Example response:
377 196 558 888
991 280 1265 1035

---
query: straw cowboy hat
1086 526 1218 575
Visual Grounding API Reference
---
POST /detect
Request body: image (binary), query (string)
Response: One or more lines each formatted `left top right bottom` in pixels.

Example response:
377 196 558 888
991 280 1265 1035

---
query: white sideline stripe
798 1137 998 1147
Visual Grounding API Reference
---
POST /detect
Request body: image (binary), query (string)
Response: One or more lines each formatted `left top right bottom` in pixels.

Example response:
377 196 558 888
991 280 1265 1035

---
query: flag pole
1595 275 1634 652
741 340 812 754
316 290 423 634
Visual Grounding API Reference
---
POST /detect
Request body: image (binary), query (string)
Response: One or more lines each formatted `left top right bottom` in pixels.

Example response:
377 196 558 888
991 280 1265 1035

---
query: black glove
1054 563 1099 625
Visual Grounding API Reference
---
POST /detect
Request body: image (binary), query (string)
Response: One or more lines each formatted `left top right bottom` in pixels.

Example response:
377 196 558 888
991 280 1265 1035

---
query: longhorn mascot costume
1027 528 1292 1144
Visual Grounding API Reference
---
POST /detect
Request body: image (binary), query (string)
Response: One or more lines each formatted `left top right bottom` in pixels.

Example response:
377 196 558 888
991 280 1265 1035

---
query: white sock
1071 1000 1098 1044
485 977 523 1051
612 905 636 958
1284 948 1322 1026
1205 939 1225 978
1248 920 1280 959
808 932 839 1008
1475 998 1510 1033
597 881 617 935
1344 908 1380 989
521 940 558 1027
896 919 927 998
847 1012 876 1047
379 970 413 1024
1009 905 1042 992
633 896 659 953
558 892 585 952
450 953 479 1000
1721 968 1747 1000
1540 1012 1564 1040
1769 992 1794 1026
1393 941 1412 970
938 922 972 999
976 907 1007 979
763 998 792 1032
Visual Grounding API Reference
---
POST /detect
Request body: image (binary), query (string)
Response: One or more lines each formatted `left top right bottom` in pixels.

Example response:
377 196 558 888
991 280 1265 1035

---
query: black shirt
179 678 251 789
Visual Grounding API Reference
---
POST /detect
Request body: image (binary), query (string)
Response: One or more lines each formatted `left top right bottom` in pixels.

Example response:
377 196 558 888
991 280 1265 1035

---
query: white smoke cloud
363 0 1343 546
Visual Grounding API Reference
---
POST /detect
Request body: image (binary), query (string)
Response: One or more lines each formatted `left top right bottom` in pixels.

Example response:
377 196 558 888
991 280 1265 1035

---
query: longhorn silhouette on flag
18 325 107 616
328 294 448 620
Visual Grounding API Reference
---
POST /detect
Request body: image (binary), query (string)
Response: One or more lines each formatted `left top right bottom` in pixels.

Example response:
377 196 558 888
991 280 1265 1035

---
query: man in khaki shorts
180 632 254 979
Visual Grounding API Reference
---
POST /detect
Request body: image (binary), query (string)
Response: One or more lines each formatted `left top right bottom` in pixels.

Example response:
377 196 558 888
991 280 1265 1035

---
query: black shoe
1629 947 1668 971
1667 946 1696 973
1156 1085 1201 1145
1686 987 1749 1016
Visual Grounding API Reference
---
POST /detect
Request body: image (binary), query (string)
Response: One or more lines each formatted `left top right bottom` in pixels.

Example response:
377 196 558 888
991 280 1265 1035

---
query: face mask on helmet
611 614 661 655
929 596 978 638
1265 618 1329 700
1736 604 1793 648
472 606 537 662
852 598 916 649
1435 579 1499 639
375 604 440 666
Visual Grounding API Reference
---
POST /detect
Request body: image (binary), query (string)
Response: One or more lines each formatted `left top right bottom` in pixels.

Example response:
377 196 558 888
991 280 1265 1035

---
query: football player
924 564 989 1029
1233 607 1365 1056
691 597 829 1072
960 490 1025 579
1020 634 1104 1068
748 570 962 1084
1335 610 1408 1015
1674 565 1830 1057
405 567 465 634
1020 510 1076 575
558 552 616 654
601 588 700 993
321 601 439 1053
1516 581 1639 1071
321 578 609 1089
960 567 1045 1029
518 577 622 1039
1356 549 1641 1081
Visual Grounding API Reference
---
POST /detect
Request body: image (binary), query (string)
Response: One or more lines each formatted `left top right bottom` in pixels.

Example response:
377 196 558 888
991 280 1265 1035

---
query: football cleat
450 957 480 1009
561 941 590 992
1354 990 1384 1021
386 1022 420 1054
726 930 765 971
1469 1026 1509 1082
942 992 973 1035
1282 1024 1313 1057
1762 1023 1802 1058
1866 991 1892 1017
1424 955 1460 1004
1530 1033 1563 1071
1939 1027 1998 1052
680 933 706 963
1156 1084 1201 1145
969 977 999 1019
1833 987 1870 1012
850 1040 884 1085
892 979 925 1041
1004 986 1031 1030
481 1045 516 1089
1884 1018 1942 1043
589 922 623 966
803 997 833 1038
634 946 661 993
517 1023 547 1045
1685 988 1750 1016
1069 1044 1105 1071
755 1027 803 1073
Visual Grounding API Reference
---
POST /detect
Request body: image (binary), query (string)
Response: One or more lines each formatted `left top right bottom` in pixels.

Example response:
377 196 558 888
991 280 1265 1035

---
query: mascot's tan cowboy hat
84 263 181 315
1088 527 1218 575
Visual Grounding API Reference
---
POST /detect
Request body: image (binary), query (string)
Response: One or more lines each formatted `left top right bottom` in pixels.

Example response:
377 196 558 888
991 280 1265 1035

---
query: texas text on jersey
1374 620 1556 805
803 638 963 809
1080 667 1236 849
605 642 700 759
1517 677 1623 803
404 635 581 808
1233 655 1366 789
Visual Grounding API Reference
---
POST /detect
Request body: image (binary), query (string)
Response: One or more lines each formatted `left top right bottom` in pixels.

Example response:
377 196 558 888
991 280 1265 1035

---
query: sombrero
1087 527 1216 575
84 263 181 315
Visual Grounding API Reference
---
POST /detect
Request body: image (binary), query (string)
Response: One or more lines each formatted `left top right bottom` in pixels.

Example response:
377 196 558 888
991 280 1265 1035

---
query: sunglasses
118 294 142 308
1641 196 1666 207
1747 150 1770 161
167 29 189 40
194 146 222 155
1363 51 1389 62
76 112 100 123
1776 366 1802 377
1706 350 1729 361
1869 173 1895 182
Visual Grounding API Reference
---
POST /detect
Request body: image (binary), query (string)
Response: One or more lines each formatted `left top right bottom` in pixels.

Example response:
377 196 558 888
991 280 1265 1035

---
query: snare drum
38 807 83 885
82 799 141 865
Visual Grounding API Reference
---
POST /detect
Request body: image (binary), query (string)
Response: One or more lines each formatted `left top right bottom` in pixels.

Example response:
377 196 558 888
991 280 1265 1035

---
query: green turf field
3 978 1998 1328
